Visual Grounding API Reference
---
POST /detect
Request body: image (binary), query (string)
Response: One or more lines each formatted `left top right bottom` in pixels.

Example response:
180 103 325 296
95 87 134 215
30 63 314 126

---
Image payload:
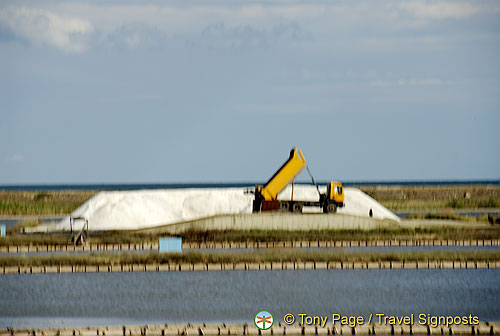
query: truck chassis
255 198 344 214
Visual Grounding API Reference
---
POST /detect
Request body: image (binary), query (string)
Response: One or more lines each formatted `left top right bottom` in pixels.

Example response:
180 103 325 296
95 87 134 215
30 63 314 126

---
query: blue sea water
0 180 498 191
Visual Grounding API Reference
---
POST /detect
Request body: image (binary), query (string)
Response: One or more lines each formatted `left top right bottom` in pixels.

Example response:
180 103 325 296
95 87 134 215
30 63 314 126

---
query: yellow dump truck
253 148 345 213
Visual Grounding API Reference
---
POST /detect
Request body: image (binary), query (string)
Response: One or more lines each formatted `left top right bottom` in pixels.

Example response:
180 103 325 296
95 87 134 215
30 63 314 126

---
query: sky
1 0 499 184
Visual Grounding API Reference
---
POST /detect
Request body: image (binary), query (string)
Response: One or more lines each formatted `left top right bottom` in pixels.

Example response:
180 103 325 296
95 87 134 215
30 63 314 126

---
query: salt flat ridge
54 186 399 231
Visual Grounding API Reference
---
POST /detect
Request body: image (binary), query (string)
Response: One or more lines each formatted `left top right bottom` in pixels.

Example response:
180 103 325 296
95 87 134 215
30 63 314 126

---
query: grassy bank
0 191 96 216
1 250 499 267
0 233 69 246
406 212 493 222
360 185 500 210
1 227 500 246
178 227 500 242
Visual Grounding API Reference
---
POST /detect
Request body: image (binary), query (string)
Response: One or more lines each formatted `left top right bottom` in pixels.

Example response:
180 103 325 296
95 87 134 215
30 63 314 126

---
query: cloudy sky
1 0 499 184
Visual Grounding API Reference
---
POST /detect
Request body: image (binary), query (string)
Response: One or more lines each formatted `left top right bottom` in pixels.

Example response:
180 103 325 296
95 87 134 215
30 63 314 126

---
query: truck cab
322 181 345 213
328 181 345 205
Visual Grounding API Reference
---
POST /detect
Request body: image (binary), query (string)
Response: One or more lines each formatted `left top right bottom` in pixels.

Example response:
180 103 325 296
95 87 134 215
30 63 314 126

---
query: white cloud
400 2 480 19
1 1 498 53
56 3 320 36
0 6 93 53
402 78 441 86
4 154 24 163
105 23 165 49
199 21 310 49
369 80 387 87
0 3 318 51
370 78 441 87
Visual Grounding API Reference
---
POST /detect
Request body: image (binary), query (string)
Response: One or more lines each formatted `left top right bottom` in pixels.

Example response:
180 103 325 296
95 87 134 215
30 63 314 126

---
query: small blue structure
0 224 5 237
159 237 182 253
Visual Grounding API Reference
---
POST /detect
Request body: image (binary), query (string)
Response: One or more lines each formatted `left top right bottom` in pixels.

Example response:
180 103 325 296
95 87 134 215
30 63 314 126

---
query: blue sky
1 0 499 184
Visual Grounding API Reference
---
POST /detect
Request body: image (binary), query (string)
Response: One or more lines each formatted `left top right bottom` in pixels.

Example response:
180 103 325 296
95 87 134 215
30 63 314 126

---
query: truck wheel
279 202 289 212
293 203 303 213
327 204 337 213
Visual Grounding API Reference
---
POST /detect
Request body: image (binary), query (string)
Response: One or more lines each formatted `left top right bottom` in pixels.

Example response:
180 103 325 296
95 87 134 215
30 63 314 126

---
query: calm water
0 269 499 329
0 219 18 228
0 217 63 228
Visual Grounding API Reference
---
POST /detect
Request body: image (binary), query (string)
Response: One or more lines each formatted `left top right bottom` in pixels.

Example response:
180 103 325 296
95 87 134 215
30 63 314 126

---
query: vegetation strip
178 227 500 243
0 191 95 216
360 185 500 210
2 227 500 246
1 250 500 267
1 239 499 253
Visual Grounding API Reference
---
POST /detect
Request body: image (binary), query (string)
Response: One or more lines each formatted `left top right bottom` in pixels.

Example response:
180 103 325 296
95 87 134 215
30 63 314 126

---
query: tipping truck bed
260 149 306 201
253 148 306 212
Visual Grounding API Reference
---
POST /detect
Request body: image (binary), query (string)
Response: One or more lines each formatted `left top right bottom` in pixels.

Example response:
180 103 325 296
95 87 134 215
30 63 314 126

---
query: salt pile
54 186 399 231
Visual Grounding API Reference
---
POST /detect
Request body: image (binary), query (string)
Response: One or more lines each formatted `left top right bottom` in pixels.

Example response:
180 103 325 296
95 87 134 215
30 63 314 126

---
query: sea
0 180 498 191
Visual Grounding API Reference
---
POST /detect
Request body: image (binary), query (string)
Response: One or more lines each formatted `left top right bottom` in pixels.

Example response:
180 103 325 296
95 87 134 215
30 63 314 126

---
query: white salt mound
55 186 399 231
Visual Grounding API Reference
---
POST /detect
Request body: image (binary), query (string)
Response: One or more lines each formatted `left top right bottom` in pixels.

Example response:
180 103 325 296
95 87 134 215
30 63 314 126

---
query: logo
255 310 274 330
